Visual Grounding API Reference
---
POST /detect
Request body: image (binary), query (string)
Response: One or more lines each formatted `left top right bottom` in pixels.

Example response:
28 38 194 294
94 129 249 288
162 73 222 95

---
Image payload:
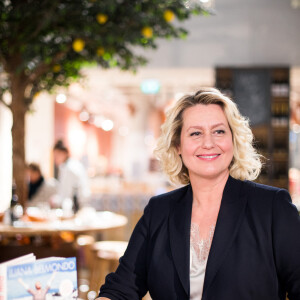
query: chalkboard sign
233 69 271 126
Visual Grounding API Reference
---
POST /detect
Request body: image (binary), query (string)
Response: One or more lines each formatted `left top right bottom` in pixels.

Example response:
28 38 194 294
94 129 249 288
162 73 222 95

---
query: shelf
272 125 289 133
271 96 289 102
216 66 290 190
271 121 289 128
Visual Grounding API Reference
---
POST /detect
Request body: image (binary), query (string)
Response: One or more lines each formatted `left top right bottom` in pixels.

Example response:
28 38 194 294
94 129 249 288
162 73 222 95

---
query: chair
89 240 152 299
75 234 96 270
89 240 128 294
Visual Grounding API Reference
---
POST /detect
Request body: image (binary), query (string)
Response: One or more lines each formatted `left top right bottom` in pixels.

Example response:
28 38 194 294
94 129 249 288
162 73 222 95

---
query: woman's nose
202 133 214 148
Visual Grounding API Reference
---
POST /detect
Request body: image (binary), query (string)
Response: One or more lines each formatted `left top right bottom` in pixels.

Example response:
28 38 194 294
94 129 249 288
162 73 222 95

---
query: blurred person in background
97 88 300 300
53 140 91 212
27 163 57 208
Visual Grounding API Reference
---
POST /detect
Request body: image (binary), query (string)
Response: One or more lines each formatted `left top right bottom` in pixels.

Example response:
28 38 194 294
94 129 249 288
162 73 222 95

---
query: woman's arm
97 200 153 299
272 189 300 300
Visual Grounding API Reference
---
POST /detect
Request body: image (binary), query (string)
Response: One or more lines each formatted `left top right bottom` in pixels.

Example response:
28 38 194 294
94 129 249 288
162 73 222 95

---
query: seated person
53 140 91 211
27 163 58 208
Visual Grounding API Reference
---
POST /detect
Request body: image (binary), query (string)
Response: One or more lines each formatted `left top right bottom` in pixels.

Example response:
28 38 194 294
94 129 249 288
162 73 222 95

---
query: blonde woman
98 88 300 300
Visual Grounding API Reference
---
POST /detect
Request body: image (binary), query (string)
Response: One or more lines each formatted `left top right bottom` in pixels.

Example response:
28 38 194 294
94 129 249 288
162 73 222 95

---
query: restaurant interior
0 0 300 299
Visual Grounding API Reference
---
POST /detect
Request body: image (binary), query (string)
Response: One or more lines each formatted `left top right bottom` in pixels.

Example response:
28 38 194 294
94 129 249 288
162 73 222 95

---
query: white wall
25 93 55 179
143 0 300 68
0 93 55 212
0 104 12 212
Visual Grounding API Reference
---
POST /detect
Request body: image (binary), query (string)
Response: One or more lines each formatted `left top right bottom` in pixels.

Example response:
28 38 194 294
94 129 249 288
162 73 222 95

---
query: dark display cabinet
216 67 290 189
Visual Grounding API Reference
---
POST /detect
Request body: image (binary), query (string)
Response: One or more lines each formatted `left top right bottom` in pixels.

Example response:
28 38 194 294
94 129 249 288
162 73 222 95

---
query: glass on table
62 198 74 219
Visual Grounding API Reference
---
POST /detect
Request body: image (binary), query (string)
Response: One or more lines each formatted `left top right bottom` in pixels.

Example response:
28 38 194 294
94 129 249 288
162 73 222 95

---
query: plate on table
26 207 49 222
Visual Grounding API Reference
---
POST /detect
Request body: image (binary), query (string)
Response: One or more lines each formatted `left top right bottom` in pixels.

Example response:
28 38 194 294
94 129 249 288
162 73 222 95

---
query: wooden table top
0 210 128 237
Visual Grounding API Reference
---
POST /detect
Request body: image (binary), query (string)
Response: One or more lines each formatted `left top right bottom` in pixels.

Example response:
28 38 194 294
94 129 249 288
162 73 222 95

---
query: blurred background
0 0 300 298
1 0 300 208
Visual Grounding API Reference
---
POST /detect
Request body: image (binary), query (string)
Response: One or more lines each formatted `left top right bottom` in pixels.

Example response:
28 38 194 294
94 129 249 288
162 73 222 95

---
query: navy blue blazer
99 176 300 300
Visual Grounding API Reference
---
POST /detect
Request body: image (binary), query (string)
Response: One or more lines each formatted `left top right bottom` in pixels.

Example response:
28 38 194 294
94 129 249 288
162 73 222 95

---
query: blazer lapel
202 176 248 297
169 185 193 296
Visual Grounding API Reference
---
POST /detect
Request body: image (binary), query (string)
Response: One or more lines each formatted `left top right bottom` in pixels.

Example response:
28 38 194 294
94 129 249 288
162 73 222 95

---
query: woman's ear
177 145 181 155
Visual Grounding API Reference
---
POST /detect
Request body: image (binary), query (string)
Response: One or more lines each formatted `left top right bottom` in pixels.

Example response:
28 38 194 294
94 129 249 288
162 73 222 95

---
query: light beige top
190 223 215 299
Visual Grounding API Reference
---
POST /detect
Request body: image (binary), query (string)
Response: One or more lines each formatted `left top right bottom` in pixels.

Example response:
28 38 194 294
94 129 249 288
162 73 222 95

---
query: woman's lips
196 154 220 160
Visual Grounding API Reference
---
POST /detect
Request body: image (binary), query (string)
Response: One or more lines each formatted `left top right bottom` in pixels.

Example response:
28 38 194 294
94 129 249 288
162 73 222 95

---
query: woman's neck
190 172 229 210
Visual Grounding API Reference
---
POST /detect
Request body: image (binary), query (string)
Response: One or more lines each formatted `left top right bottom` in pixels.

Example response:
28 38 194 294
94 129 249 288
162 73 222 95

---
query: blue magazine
6 257 77 299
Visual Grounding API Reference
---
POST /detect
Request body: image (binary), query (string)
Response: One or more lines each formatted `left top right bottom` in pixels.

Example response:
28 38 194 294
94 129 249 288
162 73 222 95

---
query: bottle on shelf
271 102 289 128
271 77 289 98
72 186 79 214
10 181 23 225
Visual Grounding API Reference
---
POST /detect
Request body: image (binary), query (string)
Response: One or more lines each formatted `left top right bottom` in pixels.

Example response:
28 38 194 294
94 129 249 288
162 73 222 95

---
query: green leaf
201 10 211 16
103 52 111 61
0 0 211 97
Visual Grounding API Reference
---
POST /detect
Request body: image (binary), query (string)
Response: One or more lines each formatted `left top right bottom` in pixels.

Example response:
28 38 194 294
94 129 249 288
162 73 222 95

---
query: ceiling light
184 0 215 9
56 93 67 104
291 0 300 8
102 119 114 131
140 79 160 95
79 110 89 122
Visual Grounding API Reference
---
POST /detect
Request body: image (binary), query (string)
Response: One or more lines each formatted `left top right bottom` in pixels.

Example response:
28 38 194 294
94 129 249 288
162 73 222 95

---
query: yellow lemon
97 47 105 56
72 39 85 52
52 64 61 73
97 13 108 24
141 26 153 38
33 92 40 100
164 10 175 22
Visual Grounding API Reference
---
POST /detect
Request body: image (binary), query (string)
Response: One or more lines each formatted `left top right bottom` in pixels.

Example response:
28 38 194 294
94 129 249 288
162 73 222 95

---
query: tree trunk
10 76 27 208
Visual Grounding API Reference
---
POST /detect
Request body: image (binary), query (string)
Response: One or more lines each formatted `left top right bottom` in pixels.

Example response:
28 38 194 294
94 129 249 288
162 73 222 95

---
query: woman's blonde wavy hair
154 87 262 185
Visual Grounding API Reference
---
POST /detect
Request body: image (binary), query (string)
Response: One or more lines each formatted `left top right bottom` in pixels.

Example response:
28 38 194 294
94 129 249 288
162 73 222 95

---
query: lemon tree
0 0 209 206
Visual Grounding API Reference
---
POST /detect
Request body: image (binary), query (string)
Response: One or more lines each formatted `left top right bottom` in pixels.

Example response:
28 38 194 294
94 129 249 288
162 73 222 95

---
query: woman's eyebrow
187 123 226 131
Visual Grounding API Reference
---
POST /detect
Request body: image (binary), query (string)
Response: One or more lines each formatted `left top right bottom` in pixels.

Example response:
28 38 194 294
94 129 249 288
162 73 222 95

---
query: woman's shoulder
141 185 191 228
230 179 299 222
244 179 284 194
146 185 190 212
243 179 292 207
150 184 190 202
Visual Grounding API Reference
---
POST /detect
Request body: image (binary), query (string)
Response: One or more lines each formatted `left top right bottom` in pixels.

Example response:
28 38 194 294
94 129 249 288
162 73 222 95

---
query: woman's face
27 169 41 183
53 149 68 166
178 104 233 182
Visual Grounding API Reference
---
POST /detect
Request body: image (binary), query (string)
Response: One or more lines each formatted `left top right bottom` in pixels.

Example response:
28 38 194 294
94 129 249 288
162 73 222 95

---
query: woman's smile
196 154 221 160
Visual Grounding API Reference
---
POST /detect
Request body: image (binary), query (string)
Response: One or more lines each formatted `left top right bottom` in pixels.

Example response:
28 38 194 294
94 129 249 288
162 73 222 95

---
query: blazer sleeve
272 189 300 299
98 200 152 300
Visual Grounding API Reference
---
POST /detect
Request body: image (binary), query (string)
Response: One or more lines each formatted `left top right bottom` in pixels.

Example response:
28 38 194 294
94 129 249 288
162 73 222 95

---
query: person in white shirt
27 163 58 209
53 140 91 211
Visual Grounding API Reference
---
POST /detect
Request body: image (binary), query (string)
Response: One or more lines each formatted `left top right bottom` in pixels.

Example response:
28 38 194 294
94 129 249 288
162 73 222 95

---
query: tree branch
27 0 60 42
27 50 68 85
